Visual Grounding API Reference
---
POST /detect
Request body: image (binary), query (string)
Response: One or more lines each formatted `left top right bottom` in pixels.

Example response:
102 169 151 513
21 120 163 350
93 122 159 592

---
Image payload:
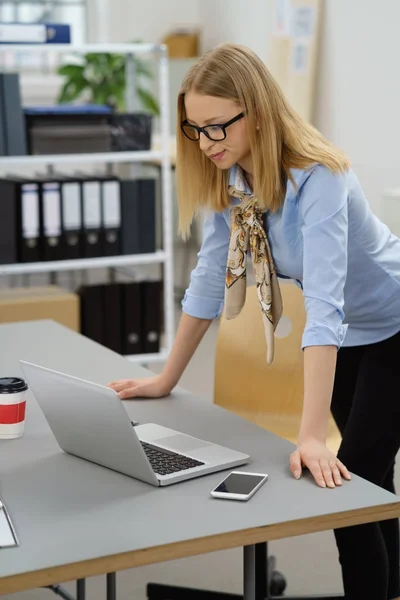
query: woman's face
183 91 252 172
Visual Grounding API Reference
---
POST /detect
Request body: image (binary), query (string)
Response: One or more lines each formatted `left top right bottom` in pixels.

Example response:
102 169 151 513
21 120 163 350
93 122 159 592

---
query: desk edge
2 500 400 593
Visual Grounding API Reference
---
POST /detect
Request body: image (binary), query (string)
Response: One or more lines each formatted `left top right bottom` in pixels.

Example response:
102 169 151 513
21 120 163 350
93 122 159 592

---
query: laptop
19 361 249 487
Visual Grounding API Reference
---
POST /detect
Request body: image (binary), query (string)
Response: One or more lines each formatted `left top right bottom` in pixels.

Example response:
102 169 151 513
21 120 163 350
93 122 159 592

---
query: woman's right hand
108 314 212 401
107 374 173 400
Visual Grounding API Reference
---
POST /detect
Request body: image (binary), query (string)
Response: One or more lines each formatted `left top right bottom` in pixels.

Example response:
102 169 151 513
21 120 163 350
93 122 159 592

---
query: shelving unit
0 42 174 364
0 150 163 167
0 251 168 276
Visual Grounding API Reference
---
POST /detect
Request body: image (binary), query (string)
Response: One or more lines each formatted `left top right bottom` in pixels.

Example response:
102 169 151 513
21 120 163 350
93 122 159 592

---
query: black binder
141 280 162 354
0 178 19 264
120 179 140 255
121 282 142 355
2 176 40 262
138 178 156 254
0 176 41 263
79 284 104 346
36 176 63 261
52 173 83 260
101 177 121 257
103 283 123 353
19 180 41 262
80 178 102 258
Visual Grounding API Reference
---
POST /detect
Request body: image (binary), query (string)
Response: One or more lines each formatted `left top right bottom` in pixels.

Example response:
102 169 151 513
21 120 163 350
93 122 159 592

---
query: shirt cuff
302 321 348 350
181 292 224 320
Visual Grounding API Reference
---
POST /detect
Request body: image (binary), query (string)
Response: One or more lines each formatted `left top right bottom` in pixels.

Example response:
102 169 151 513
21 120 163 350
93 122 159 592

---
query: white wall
200 0 400 216
199 0 274 63
106 0 201 44
93 0 400 218
314 0 400 216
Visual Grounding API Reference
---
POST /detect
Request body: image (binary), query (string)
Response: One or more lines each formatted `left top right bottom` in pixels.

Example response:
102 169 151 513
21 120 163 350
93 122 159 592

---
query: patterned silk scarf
225 170 283 364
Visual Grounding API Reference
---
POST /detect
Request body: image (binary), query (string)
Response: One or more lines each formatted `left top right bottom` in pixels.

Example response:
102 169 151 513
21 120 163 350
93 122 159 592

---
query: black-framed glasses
181 112 245 142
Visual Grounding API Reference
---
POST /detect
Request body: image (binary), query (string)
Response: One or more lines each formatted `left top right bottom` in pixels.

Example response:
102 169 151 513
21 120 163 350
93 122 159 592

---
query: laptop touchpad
155 434 211 453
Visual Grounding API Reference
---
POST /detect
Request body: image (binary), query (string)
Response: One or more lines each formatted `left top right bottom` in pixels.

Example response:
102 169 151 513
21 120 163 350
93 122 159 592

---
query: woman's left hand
290 437 351 488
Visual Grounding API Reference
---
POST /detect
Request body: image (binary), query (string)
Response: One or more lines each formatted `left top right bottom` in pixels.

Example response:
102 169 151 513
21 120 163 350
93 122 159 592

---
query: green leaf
107 53 125 70
134 57 153 79
91 85 111 107
85 53 103 64
56 49 158 113
57 82 78 104
113 86 126 112
137 87 160 115
57 64 85 78
113 66 126 87
57 77 89 104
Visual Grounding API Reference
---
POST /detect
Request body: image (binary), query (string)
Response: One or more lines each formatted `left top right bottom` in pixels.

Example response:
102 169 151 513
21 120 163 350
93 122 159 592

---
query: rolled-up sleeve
300 166 349 349
181 210 230 319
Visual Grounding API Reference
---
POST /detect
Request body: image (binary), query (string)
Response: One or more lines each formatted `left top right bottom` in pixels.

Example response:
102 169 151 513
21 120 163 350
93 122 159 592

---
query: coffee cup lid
0 377 28 394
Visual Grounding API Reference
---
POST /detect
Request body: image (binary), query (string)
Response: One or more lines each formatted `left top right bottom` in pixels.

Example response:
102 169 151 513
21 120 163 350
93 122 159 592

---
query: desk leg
243 543 267 600
76 579 86 600
107 572 116 600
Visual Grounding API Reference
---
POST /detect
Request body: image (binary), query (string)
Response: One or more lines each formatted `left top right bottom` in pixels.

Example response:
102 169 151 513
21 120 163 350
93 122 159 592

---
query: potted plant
57 51 160 115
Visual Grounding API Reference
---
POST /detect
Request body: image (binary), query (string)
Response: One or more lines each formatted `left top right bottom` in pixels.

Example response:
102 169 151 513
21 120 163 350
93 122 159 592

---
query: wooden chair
214 283 342 453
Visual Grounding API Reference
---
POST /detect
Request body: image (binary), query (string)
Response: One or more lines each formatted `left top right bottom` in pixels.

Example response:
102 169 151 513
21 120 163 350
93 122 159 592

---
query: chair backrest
214 283 341 450
214 283 305 423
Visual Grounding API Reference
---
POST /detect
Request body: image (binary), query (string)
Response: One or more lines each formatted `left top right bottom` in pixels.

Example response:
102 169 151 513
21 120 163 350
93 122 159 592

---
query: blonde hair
176 43 350 238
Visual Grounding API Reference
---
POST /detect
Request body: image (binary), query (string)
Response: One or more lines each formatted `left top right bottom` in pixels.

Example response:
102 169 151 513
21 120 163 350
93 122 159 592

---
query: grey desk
1 320 400 599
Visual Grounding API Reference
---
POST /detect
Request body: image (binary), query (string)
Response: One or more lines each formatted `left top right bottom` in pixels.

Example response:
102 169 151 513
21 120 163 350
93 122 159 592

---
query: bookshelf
0 42 174 364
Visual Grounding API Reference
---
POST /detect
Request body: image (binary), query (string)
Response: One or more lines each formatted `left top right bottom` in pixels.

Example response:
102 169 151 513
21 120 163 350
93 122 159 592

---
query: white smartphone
210 471 268 501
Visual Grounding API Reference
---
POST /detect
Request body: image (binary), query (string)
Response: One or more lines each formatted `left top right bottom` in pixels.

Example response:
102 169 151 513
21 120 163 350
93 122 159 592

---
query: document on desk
0 496 18 548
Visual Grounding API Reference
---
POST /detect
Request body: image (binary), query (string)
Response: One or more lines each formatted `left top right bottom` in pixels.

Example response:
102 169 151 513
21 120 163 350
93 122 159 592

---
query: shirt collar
228 163 317 201
228 164 253 195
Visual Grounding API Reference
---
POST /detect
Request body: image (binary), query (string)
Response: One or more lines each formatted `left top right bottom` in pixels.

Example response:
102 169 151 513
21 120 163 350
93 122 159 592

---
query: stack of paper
0 496 18 548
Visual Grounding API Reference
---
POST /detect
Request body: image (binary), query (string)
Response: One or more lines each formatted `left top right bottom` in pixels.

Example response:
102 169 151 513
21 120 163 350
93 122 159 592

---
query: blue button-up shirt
182 164 400 349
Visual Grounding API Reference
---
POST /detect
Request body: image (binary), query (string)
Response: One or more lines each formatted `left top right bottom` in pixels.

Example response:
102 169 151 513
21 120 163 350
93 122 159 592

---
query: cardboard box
163 30 199 58
0 285 80 331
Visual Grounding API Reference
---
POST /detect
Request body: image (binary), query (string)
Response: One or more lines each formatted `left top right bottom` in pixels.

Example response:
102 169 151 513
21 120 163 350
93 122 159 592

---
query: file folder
20 180 41 262
103 283 123 353
0 495 19 548
46 171 83 260
141 280 162 354
119 179 140 255
101 178 121 256
38 178 63 261
79 284 104 345
138 178 156 254
60 179 83 260
0 22 71 44
121 282 142 355
81 179 102 258
0 178 18 264
0 176 41 263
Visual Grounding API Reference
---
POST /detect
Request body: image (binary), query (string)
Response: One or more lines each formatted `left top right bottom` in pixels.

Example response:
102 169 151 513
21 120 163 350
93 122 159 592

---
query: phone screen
213 473 266 495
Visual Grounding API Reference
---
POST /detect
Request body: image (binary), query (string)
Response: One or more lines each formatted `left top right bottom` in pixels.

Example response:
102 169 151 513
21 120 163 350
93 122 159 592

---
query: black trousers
331 329 400 600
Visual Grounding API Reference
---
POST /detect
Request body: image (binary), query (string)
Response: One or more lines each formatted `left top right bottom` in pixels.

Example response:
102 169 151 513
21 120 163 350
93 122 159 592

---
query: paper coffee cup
0 377 28 439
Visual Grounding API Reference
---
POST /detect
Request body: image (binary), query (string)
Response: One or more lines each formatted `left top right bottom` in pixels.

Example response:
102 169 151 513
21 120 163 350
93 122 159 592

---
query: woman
109 43 400 599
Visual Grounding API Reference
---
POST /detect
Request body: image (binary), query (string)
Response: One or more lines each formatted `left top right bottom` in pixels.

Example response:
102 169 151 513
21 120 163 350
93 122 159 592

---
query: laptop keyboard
140 441 205 476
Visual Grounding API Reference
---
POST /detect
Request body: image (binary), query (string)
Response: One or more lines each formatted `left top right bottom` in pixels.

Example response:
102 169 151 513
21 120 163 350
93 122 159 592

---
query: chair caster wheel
269 570 286 596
